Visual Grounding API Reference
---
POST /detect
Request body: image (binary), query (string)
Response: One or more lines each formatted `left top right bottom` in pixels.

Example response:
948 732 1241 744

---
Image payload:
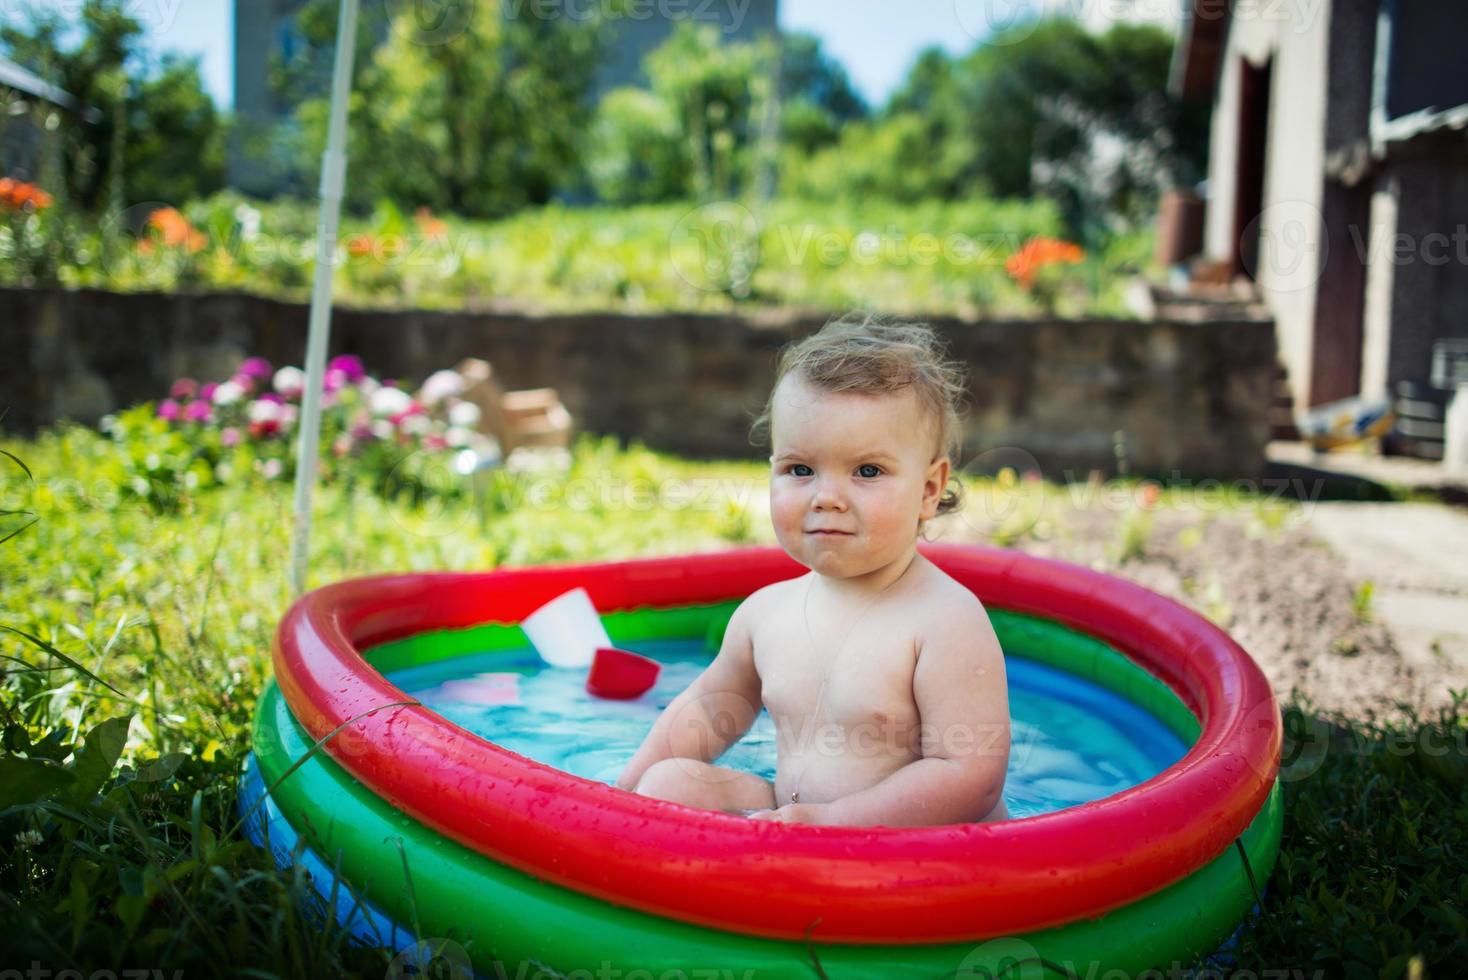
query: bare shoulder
742 575 807 617
728 574 807 641
909 559 1001 655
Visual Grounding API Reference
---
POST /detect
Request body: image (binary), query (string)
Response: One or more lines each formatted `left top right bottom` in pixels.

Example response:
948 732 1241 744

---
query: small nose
811 477 846 511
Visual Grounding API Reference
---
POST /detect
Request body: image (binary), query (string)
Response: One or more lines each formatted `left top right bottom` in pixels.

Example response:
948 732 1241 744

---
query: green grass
38 192 1144 319
2 428 1465 976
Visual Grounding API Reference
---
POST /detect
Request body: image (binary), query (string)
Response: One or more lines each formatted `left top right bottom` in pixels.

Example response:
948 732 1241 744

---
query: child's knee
633 758 714 801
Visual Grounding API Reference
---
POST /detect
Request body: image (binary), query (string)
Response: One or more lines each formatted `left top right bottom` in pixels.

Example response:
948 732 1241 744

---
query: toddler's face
768 375 949 581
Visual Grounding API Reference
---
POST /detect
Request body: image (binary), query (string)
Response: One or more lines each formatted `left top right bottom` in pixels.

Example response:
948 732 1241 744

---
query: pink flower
220 426 241 447
324 367 348 392
332 434 354 457
157 399 181 421
230 373 256 395
328 354 365 382
388 400 424 427
256 392 285 405
183 400 212 423
170 378 198 400
200 382 219 403
238 357 273 381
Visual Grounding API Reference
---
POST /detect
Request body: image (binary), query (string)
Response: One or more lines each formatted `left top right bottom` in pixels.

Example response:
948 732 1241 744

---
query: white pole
290 0 361 597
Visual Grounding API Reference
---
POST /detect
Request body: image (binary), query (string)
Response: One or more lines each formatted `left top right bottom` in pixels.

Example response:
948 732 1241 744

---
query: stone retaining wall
1 287 1278 478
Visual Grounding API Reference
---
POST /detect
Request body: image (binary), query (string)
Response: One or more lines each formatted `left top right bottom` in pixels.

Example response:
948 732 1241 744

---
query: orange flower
346 234 376 258
0 176 54 211
146 207 206 251
414 206 447 240
1005 236 1084 289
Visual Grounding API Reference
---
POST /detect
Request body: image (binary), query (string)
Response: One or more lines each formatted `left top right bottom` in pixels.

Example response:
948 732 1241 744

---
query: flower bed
105 355 506 511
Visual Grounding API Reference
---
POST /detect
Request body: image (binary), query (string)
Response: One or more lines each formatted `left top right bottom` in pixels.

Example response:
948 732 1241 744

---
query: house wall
1361 153 1468 397
1202 1 1333 411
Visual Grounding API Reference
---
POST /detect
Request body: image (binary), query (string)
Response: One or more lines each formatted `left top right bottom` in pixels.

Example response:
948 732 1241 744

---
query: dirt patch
931 495 1458 725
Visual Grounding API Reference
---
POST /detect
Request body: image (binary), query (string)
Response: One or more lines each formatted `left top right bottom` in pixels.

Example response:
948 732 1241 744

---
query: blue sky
1 1 1176 111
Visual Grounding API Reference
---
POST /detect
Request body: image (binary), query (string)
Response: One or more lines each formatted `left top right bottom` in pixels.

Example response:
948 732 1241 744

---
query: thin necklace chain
786 553 918 805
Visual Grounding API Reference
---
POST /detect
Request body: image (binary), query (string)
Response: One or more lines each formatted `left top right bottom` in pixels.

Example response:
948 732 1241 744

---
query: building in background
230 0 778 197
1171 0 1468 456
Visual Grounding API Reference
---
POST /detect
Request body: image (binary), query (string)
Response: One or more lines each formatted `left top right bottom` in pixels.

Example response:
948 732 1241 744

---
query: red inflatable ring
272 543 1281 944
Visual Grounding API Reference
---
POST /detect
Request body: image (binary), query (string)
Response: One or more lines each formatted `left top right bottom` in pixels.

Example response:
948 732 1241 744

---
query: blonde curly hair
750 312 968 520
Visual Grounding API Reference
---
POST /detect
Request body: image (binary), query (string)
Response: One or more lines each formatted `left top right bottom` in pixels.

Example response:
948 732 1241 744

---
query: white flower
446 425 473 447
213 380 245 406
234 204 262 242
370 419 394 440
273 366 305 398
370 386 413 417
448 400 481 428
419 369 463 407
400 413 431 436
261 459 284 480
247 399 283 424
357 376 380 397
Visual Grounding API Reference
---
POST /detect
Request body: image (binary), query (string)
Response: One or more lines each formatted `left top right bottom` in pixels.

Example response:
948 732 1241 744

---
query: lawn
1 425 1464 977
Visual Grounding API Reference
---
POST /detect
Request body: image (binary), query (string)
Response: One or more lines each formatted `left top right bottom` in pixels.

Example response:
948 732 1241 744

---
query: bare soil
929 496 1460 725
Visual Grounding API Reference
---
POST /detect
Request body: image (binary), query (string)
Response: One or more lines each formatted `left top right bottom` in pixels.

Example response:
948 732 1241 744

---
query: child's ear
921 455 951 519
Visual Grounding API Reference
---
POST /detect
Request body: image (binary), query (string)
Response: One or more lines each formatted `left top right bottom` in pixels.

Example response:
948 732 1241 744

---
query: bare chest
753 623 922 740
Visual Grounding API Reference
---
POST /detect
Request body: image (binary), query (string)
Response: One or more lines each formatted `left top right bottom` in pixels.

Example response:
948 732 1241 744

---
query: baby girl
617 315 1011 826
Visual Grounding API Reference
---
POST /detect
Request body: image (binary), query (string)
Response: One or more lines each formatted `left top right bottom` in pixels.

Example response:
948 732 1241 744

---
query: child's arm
765 604 1010 826
615 595 765 791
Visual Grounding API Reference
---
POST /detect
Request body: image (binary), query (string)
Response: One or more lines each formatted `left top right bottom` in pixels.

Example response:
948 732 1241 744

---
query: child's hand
748 803 826 825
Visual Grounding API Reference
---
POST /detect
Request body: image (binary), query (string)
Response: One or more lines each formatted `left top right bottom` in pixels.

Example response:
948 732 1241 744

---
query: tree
292 0 600 218
0 0 225 212
786 18 1207 234
589 26 861 203
777 31 867 155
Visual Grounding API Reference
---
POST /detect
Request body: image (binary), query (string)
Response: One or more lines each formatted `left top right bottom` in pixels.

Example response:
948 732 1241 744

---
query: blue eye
857 464 882 478
787 464 813 477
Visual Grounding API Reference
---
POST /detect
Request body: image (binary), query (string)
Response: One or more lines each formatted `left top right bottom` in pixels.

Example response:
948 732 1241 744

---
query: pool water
384 638 1189 819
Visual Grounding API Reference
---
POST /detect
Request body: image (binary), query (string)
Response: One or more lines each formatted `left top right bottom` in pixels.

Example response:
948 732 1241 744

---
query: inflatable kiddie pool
241 543 1282 977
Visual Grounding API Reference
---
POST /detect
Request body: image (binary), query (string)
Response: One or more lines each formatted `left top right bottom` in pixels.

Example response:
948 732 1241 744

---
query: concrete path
1302 502 1468 680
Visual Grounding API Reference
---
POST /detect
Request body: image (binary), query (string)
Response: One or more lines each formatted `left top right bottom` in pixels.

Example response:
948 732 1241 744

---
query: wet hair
750 312 967 520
